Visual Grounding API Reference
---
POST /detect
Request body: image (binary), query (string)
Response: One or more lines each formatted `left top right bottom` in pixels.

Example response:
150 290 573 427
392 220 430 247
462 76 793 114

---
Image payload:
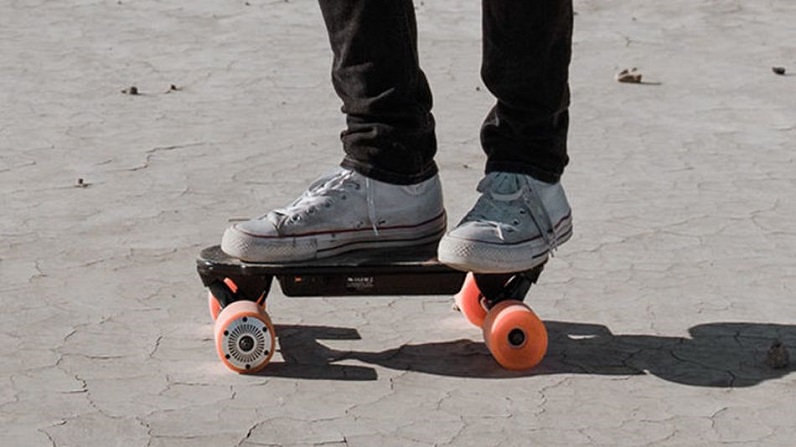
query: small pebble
765 339 790 369
772 66 786 75
616 68 643 83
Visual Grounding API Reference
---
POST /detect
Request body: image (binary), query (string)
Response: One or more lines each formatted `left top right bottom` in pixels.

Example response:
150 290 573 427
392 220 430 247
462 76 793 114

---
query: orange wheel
208 292 222 321
454 273 488 327
214 300 276 374
482 300 547 370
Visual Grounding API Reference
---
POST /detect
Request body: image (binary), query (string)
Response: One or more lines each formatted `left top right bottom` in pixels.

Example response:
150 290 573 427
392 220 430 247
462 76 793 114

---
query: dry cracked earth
2 0 795 446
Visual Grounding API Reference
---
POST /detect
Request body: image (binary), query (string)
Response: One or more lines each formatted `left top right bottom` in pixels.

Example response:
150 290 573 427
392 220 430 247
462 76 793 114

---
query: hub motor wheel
214 300 276 374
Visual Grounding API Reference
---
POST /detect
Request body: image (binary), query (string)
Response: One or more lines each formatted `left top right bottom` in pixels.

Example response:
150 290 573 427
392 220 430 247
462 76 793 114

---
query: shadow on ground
258 322 795 387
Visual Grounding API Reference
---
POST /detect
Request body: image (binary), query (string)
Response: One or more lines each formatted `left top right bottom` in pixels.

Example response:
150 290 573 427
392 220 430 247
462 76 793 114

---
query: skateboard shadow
257 322 795 387
257 325 379 381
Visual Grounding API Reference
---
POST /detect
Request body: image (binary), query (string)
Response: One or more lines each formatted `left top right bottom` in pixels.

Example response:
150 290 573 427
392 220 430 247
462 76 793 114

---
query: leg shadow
256 325 378 380
527 321 795 387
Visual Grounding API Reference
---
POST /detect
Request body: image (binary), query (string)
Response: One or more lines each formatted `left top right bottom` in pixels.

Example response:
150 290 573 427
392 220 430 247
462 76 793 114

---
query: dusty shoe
437 172 572 273
221 168 446 262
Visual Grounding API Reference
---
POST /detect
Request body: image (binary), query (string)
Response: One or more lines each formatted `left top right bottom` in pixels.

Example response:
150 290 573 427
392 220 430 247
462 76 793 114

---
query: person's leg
438 0 574 273
222 0 445 262
319 0 438 185
480 0 573 182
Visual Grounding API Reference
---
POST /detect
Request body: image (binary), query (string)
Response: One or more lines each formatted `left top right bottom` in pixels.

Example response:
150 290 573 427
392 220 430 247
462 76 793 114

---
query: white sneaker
221 168 446 262
437 172 572 273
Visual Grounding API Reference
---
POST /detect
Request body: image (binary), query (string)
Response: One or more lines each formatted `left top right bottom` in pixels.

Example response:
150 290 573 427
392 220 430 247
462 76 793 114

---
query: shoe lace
471 172 559 254
269 169 380 235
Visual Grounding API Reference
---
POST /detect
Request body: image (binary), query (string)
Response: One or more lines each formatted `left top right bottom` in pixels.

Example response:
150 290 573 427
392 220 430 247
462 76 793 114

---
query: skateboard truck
205 275 272 308
207 281 236 308
471 262 545 309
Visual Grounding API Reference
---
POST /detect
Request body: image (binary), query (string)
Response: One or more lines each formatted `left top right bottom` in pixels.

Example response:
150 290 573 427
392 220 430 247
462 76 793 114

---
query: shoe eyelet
325 201 332 208
512 219 520 225
341 195 347 200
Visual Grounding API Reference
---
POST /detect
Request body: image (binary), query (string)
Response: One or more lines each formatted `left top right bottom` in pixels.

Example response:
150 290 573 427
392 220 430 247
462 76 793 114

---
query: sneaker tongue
477 172 523 200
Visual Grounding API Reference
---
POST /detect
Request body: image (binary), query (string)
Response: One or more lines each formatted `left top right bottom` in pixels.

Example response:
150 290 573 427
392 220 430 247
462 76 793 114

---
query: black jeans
318 0 573 185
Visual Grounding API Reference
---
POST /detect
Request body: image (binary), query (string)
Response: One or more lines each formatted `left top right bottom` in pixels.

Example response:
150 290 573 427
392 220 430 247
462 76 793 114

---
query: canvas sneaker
437 171 572 273
221 168 446 262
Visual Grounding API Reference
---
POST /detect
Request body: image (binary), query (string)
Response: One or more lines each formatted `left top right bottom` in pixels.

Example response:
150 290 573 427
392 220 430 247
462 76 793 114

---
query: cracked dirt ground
2 0 795 446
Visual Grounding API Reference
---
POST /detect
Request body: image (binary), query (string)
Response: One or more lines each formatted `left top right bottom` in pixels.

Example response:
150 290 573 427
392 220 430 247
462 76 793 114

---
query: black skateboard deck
197 244 466 305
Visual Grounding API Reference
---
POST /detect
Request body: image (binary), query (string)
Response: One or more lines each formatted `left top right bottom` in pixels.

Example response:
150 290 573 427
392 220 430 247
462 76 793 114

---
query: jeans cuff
485 161 561 184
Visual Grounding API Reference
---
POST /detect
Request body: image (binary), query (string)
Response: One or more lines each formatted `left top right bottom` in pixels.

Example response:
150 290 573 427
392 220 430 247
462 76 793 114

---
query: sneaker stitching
236 211 447 240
